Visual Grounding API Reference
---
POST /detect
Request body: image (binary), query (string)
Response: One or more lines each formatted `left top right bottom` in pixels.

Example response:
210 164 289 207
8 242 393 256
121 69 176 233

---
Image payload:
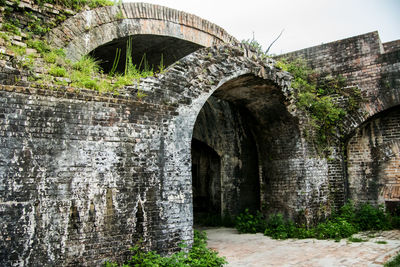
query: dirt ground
204 227 400 267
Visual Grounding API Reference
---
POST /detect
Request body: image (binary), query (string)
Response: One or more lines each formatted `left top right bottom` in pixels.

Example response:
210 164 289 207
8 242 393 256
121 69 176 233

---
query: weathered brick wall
0 0 77 87
1 44 314 265
347 107 400 205
0 85 178 266
279 31 400 207
1 1 399 264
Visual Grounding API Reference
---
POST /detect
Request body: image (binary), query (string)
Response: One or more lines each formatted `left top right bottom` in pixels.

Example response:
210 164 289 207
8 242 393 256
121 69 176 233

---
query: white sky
125 0 400 55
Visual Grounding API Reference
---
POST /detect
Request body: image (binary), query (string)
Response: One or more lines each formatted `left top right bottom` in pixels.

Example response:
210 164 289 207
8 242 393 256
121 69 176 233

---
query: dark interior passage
192 74 301 223
89 34 203 73
192 95 261 223
191 139 221 217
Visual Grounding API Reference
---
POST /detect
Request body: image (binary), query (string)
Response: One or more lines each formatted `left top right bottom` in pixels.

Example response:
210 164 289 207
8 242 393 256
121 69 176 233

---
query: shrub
385 252 400 267
106 230 226 266
264 213 292 239
235 209 266 234
355 203 390 231
390 215 400 229
314 218 357 240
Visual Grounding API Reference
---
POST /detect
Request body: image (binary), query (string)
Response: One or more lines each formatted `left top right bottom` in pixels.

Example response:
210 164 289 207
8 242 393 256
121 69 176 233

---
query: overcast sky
125 0 400 55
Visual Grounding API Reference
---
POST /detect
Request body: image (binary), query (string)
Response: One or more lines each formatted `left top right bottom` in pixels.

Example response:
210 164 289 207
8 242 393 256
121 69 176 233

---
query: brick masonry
279 31 400 208
47 2 238 61
0 2 400 266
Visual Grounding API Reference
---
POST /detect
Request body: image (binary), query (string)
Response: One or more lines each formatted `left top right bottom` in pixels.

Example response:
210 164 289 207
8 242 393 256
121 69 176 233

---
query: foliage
264 214 295 239
7 44 26 56
32 0 113 11
25 11 52 35
384 252 400 267
354 203 391 231
1 22 21 36
27 39 51 54
314 218 357 240
347 236 368 242
48 65 67 77
236 202 399 241
105 230 227 267
275 58 362 150
241 38 264 55
235 209 267 234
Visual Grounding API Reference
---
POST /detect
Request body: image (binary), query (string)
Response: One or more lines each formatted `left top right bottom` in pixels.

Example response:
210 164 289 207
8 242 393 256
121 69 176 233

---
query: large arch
46 2 238 61
140 44 334 239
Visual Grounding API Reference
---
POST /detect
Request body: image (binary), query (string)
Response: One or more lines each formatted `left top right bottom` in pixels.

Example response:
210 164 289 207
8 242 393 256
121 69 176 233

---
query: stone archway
145 44 334 244
46 2 238 61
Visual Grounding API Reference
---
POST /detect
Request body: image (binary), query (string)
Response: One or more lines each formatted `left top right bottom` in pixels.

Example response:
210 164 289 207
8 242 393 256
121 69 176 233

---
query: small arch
346 105 400 209
341 87 400 137
46 2 238 61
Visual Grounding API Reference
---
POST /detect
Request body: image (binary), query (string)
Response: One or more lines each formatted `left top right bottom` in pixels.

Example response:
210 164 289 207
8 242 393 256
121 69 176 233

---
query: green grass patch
376 240 388 244
347 236 368 242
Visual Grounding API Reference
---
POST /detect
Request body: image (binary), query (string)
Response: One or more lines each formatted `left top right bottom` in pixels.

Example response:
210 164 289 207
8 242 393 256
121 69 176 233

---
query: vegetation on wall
0 0 162 96
275 58 362 151
235 202 399 241
24 38 156 95
105 230 227 267
0 0 114 12
241 38 362 152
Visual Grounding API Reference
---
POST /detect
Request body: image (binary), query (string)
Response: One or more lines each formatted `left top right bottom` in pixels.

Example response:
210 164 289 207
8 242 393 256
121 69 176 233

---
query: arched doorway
190 73 300 223
346 105 400 213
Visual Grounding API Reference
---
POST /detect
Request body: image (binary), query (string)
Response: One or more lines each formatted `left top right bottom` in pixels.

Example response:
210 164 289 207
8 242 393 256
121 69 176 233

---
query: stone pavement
205 228 400 267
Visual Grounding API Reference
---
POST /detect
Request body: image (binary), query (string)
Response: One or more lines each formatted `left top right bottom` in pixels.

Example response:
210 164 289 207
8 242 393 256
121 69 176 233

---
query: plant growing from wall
275 58 362 152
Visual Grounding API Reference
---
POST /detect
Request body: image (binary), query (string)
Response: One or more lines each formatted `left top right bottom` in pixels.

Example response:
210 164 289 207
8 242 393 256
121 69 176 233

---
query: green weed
236 209 267 234
347 236 368 242
105 230 226 267
49 65 67 77
384 252 400 267
237 202 399 241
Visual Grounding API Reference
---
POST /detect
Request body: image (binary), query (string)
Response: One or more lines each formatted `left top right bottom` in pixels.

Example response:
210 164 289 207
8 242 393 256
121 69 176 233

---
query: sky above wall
125 0 400 55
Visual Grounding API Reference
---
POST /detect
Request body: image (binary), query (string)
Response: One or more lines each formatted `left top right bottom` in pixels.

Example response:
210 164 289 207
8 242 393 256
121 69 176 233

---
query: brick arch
46 2 238 61
346 105 400 206
139 44 304 246
342 87 400 138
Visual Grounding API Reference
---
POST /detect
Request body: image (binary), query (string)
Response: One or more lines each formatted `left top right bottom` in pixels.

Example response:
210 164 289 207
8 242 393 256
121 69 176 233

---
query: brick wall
278 31 400 207
347 107 400 205
0 85 179 266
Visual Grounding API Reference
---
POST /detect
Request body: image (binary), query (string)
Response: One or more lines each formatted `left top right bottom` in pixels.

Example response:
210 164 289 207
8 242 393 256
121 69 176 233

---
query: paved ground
204 227 400 267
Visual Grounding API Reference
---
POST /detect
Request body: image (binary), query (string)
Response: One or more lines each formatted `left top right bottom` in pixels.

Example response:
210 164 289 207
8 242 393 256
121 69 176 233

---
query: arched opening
346 105 400 214
192 73 299 224
89 34 203 73
191 139 221 218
